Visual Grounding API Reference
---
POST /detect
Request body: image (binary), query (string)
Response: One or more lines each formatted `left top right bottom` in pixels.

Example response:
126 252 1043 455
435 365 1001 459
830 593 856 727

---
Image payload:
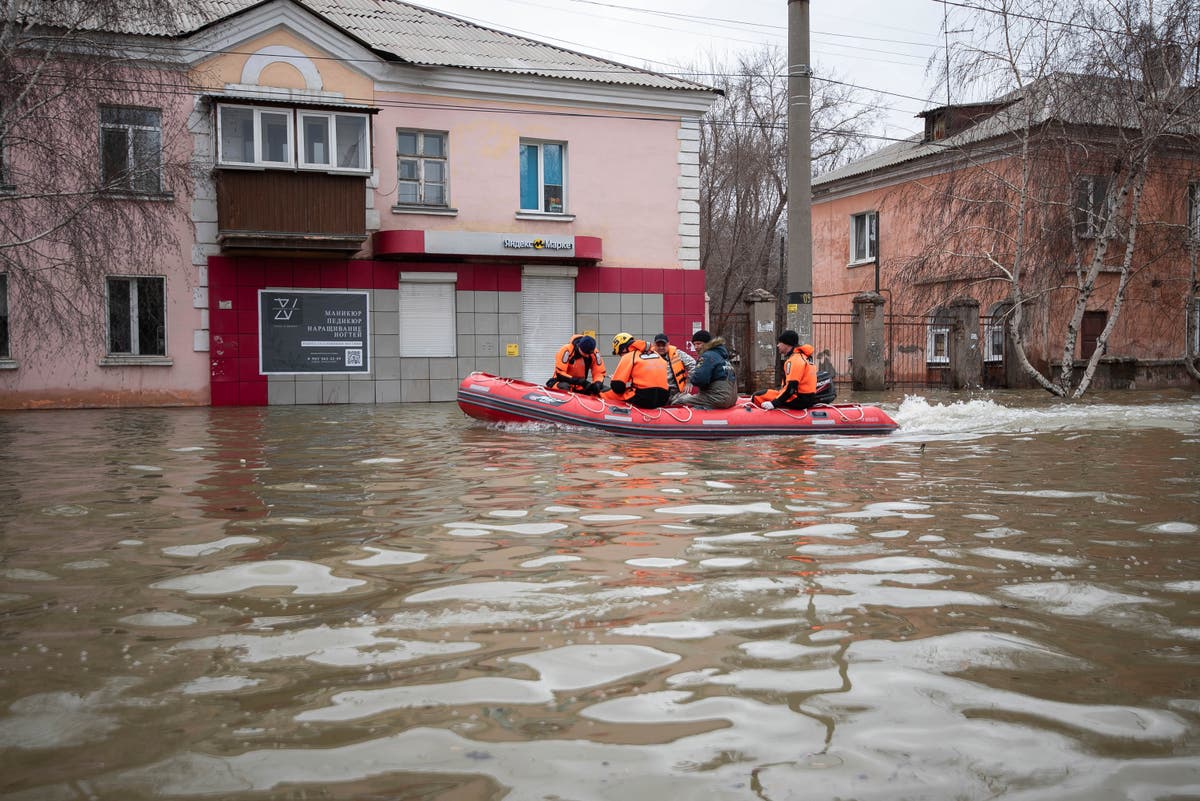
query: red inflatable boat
457 373 898 439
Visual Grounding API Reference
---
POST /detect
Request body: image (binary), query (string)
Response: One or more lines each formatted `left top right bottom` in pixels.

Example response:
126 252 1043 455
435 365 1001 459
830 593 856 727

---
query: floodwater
1 390 1199 801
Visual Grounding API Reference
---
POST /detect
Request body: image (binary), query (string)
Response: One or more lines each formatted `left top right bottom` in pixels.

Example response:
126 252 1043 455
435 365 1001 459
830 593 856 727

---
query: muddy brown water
1 391 1198 800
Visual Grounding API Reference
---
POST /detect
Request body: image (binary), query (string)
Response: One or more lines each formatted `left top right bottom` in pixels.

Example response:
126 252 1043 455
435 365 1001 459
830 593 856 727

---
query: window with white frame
298 111 369 170
396 130 448 206
1189 183 1198 241
850 211 878 263
983 317 1005 362
398 273 456 357
0 273 9 359
217 104 371 172
106 276 165 356
927 309 950 365
519 140 565 213
100 106 162 193
1075 175 1111 238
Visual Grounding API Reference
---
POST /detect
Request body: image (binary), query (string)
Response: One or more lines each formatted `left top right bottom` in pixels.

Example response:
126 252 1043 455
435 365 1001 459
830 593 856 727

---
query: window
0 274 9 359
519 140 565 213
106 276 165 356
927 308 950 365
218 105 293 167
983 303 1010 363
396 130 448 206
398 273 456 357
1189 183 1199 241
850 211 877 263
218 104 370 172
1192 297 1200 356
1075 175 1111 238
100 106 162 193
299 112 369 171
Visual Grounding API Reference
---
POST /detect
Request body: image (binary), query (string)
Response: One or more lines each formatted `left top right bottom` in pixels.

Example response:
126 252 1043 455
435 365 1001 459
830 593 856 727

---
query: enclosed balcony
214 170 368 254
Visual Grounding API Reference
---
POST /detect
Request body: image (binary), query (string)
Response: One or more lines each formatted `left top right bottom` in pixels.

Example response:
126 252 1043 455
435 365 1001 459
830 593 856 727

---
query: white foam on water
699 557 753 568
1161 581 1200 593
152 560 365 596
0 685 126 750
917 534 945 542
117 539 143 546
973 526 1023 540
832 501 932 519
869 529 910 539
795 543 882 556
519 555 582 568
543 505 578 513
62 560 109 570
488 510 528 518
705 480 735 488
169 446 204 452
969 547 1086 568
660 471 688 476
119 612 199 627
129 465 163 473
626 557 688 568
965 513 1001 521
404 580 579 605
358 457 404 464
612 618 795 640
2 569 56 582
654 502 782 516
580 514 642 522
892 395 1200 436
162 536 260 558
176 625 481 667
738 640 831 661
512 644 681 691
597 469 628 477
832 556 957 573
42 504 90 517
693 531 768 544
764 523 858 539
1139 521 1198 534
178 676 262 695
999 581 1159 616
443 521 568 536
345 547 426 567
660 488 685 494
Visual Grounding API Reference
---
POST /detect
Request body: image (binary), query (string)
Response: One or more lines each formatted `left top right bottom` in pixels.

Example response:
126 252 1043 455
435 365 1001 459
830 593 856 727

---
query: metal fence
886 313 950 389
813 313 854 384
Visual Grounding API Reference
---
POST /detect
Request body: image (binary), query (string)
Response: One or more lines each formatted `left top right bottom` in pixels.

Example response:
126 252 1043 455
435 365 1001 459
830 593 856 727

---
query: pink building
0 0 717 409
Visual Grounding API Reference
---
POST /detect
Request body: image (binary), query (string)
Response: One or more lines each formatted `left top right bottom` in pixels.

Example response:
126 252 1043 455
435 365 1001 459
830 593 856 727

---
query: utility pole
786 0 813 344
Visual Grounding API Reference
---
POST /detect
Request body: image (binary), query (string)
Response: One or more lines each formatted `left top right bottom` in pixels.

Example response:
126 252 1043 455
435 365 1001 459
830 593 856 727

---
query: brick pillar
948 297 981 390
745 288 777 392
851 291 887 391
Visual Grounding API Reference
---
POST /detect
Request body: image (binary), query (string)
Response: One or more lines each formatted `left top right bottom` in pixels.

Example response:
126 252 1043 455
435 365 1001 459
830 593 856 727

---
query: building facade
0 0 717 409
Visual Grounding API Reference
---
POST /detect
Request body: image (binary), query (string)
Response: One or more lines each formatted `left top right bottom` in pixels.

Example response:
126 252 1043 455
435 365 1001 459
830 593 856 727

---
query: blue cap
576 336 596 354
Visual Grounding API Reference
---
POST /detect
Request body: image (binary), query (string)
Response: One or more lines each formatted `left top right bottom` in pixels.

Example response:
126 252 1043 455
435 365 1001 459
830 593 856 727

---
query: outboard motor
815 369 837 404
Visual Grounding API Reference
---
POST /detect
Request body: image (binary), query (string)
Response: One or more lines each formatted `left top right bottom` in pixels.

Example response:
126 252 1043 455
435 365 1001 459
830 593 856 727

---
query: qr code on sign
345 349 363 367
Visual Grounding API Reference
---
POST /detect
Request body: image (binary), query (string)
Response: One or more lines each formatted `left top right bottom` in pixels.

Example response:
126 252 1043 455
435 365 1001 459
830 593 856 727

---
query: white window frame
297 111 370 172
927 324 950 365
399 272 457 358
217 104 294 168
850 211 877 264
105 275 166 357
1188 182 1199 241
99 105 162 194
396 129 449 207
519 139 567 214
983 319 1004 362
1076 175 1112 238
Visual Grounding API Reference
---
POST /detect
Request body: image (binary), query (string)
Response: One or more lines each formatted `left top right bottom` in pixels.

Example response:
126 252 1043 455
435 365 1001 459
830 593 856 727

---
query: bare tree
897 0 1200 397
0 0 196 356
693 48 879 341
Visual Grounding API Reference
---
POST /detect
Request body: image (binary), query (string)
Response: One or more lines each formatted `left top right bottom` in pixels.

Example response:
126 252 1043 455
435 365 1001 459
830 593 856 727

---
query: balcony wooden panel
215 170 368 253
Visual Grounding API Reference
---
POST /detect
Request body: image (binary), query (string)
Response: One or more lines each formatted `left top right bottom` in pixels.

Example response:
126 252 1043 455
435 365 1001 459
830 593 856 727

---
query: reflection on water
1 392 1198 800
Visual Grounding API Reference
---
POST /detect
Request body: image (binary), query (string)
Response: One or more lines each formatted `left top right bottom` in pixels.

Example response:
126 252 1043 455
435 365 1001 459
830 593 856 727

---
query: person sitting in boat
649 333 695 399
547 334 606 394
674 329 737 409
751 330 818 410
601 332 671 409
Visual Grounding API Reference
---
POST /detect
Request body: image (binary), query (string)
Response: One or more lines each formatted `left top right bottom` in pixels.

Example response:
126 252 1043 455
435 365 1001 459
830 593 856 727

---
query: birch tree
898 0 1200 397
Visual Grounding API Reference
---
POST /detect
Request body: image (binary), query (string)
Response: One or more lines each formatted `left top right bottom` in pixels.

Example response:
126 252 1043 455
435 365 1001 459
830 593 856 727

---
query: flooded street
2 391 1199 800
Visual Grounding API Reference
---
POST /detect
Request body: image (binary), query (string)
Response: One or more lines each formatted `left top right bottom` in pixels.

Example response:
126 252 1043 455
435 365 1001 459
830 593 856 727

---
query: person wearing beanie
752 329 819 410
675 330 737 409
649 333 695 397
547 333 606 394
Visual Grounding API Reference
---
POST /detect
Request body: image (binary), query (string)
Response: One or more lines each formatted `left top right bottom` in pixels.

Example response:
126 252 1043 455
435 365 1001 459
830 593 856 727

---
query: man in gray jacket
673 330 737 409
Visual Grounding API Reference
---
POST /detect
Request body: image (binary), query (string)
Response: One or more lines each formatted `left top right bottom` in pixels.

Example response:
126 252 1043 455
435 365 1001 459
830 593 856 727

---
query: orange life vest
552 335 606 384
661 344 690 390
602 349 671 406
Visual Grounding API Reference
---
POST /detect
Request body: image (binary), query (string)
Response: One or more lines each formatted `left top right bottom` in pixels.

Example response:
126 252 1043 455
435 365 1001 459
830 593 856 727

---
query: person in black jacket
673 330 737 409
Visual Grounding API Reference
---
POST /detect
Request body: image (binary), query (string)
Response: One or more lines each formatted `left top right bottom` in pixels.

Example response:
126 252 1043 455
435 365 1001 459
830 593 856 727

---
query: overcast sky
407 0 955 143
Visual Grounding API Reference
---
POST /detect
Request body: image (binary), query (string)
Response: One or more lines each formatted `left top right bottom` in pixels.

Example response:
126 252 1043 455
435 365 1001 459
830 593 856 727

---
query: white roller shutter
521 272 575 382
399 273 456 357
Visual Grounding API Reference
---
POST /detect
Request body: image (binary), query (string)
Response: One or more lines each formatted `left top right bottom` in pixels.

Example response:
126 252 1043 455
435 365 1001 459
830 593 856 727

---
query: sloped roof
815 72 1198 189
37 0 711 92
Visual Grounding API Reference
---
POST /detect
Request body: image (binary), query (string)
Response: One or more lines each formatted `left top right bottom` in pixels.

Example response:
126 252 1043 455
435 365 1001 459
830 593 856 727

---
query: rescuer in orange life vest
601 332 671 409
547 334 606 394
752 329 819 410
